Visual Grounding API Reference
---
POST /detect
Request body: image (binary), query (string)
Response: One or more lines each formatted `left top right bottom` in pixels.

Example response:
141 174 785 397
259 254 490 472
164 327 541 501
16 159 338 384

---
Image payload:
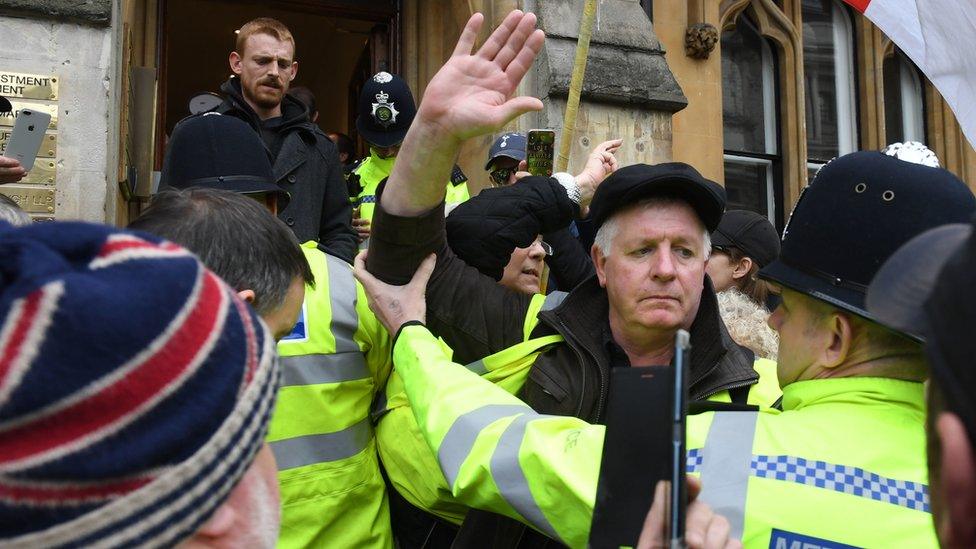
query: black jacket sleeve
542 226 595 291
445 176 581 281
366 182 535 365
315 141 358 263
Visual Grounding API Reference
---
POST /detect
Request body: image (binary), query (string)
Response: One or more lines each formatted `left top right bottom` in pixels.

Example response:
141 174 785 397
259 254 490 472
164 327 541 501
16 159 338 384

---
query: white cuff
552 172 581 205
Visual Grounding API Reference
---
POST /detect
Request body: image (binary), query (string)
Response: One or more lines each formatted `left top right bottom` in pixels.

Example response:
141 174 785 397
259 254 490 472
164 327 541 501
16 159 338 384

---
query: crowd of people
1 9 975 549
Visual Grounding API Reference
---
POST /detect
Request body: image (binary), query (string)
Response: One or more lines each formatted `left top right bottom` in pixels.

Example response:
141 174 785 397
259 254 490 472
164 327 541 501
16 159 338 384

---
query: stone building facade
0 0 972 227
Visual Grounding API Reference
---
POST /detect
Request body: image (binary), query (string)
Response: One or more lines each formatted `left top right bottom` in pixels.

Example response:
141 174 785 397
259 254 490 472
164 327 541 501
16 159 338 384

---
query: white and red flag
843 0 976 148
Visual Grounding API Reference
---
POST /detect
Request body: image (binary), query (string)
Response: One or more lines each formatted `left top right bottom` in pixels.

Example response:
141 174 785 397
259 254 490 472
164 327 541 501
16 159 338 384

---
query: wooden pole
555 0 599 173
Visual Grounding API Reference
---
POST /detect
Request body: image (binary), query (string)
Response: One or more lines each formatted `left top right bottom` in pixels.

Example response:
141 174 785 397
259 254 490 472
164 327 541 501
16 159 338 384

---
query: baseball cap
588 163 726 232
485 132 527 170
711 210 781 267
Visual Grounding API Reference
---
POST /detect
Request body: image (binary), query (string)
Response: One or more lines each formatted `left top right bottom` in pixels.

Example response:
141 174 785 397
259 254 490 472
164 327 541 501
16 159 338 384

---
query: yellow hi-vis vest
686 377 937 548
375 293 783 531
352 151 470 249
269 243 394 549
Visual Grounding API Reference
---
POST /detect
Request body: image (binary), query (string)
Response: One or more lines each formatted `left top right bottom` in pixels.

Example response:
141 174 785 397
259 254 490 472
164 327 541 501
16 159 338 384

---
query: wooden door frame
154 0 401 169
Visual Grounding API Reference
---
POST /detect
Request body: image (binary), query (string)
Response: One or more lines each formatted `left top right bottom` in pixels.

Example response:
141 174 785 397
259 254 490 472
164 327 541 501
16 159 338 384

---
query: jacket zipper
555 318 607 422
694 378 757 402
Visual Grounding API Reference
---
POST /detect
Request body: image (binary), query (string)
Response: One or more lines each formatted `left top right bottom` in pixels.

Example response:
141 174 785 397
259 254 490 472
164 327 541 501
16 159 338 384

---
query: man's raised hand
417 11 545 144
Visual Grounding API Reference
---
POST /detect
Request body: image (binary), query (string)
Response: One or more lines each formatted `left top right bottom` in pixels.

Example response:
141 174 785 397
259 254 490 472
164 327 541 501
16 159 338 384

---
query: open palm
417 11 546 142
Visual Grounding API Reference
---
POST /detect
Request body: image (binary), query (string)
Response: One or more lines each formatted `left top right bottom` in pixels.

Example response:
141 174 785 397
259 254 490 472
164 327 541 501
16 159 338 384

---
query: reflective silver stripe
280 352 370 386
541 291 567 311
698 411 759 540
271 417 372 470
438 404 530 488
465 359 487 375
324 254 360 354
490 414 562 542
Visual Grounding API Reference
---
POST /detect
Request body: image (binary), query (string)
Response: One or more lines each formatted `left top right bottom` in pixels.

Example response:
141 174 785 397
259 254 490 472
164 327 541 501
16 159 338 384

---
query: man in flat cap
361 11 779 547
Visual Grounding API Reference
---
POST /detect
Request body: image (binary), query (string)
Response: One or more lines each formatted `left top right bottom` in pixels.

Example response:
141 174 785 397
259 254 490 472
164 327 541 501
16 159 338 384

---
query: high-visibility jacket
269 243 394 548
351 151 470 247
386 322 783 548
687 377 937 548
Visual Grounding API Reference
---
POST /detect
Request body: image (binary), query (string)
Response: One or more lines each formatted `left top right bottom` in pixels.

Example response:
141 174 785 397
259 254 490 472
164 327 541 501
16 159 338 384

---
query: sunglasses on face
490 167 515 186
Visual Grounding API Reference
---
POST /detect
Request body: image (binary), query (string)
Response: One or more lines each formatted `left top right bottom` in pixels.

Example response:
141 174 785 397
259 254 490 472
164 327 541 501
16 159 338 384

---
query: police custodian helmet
759 142 976 321
355 71 417 148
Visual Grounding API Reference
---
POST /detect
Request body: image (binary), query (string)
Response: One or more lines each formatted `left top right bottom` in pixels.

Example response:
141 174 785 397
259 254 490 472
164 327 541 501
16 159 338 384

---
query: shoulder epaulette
451 165 468 186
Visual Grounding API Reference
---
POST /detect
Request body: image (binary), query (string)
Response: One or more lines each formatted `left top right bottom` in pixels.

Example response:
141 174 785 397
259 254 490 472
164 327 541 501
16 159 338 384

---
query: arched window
722 14 781 224
802 0 857 179
883 50 925 144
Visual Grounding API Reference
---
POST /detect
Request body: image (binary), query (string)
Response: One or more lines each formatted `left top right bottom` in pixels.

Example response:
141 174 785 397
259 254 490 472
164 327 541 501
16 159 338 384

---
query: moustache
259 77 282 89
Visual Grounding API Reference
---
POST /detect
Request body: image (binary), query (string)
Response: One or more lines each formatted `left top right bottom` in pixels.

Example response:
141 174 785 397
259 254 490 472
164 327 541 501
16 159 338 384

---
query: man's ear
229 51 243 75
193 504 237 540
937 412 976 546
591 245 608 288
731 256 753 281
288 61 299 82
238 289 256 304
820 311 853 371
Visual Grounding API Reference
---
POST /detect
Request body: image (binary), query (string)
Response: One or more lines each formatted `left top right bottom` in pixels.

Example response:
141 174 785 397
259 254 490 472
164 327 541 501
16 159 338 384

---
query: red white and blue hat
0 221 279 547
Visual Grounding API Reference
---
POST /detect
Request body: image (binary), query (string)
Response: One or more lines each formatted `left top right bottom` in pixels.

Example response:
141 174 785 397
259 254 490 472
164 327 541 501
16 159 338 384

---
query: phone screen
526 129 555 177
589 365 675 548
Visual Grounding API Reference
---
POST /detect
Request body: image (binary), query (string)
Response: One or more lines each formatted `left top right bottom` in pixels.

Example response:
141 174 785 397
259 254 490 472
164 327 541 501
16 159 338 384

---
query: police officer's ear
817 310 854 372
237 289 257 304
935 412 976 545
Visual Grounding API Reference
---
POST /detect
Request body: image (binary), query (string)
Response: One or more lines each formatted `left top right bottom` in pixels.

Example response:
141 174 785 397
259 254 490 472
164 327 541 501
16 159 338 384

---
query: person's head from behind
588 164 725 338
706 209 779 306
289 85 317 122
129 188 313 340
866 222 976 547
160 113 289 215
0 193 31 226
485 132 526 187
327 131 356 165
229 17 297 116
0 221 281 547
355 72 416 159
760 146 975 388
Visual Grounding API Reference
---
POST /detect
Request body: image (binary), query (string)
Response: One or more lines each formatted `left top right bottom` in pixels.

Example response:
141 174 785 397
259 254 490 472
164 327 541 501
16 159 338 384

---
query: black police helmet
160 113 288 209
760 147 976 320
355 72 416 148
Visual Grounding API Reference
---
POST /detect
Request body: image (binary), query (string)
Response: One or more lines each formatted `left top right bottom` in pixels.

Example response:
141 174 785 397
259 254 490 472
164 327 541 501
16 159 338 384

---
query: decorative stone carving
685 23 719 59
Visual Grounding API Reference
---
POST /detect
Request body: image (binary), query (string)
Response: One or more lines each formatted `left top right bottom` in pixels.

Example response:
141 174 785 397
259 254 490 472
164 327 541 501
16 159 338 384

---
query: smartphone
670 329 691 547
525 129 555 177
589 363 676 548
2 109 51 171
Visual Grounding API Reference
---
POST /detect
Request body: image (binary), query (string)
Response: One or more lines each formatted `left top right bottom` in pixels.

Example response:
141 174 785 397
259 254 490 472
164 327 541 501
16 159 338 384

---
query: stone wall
0 8 117 223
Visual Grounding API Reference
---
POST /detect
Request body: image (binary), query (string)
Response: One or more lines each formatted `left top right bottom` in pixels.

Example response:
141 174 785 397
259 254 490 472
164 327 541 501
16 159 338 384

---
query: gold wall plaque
0 71 58 101
20 159 56 185
0 100 58 129
0 129 57 157
0 186 55 214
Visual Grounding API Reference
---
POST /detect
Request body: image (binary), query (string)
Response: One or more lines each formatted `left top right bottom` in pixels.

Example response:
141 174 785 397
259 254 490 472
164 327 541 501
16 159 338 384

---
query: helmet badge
371 89 399 128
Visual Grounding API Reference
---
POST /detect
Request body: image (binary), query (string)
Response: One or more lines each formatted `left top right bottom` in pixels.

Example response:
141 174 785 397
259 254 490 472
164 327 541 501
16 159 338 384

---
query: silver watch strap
552 172 581 205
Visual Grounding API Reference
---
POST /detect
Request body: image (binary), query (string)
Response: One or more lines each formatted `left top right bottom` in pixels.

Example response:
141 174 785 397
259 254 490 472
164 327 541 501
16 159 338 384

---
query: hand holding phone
2 109 51 172
525 129 555 177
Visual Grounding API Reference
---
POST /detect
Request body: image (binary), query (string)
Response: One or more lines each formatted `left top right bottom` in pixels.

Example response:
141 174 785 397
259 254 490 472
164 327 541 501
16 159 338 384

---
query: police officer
685 144 975 547
349 72 470 248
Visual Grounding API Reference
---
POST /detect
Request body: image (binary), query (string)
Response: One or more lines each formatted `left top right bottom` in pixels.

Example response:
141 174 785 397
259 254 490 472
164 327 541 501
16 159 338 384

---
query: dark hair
327 132 355 162
128 188 313 315
724 246 770 308
289 86 316 115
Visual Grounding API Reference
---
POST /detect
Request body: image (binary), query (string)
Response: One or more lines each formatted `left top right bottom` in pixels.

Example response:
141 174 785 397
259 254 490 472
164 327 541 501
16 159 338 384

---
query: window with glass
802 0 857 180
722 14 781 226
883 50 925 144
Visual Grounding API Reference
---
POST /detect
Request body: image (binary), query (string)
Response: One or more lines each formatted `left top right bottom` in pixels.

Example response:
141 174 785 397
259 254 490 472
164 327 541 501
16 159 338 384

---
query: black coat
217 78 357 263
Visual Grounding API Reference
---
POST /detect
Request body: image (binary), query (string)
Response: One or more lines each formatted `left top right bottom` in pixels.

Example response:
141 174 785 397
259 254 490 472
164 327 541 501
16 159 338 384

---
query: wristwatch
552 172 582 206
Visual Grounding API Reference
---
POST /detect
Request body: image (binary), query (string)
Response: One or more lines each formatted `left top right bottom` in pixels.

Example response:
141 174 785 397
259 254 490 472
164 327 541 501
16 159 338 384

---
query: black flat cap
866 223 970 342
160 113 288 209
589 163 726 232
712 210 781 267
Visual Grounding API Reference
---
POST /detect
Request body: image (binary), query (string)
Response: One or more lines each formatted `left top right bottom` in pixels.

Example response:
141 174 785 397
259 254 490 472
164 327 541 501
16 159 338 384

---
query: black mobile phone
525 129 555 177
589 330 690 548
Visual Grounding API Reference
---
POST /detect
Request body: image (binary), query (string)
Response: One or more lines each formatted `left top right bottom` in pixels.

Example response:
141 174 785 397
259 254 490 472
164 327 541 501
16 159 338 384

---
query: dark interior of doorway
159 0 397 166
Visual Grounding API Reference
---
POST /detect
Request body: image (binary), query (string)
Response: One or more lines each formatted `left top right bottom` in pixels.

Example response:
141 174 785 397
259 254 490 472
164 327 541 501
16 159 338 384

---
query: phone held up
526 129 555 177
589 330 690 549
2 109 51 172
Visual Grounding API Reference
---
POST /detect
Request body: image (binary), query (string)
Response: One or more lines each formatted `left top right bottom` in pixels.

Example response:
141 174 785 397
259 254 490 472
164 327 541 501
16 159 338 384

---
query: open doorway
157 0 399 167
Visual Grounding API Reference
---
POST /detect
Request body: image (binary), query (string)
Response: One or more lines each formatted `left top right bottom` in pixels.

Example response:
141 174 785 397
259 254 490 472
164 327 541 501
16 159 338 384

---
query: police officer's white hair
593 197 711 259
0 194 31 227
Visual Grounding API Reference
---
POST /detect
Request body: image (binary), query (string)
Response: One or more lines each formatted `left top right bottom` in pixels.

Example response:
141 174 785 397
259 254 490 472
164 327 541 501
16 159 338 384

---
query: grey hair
592 196 711 259
0 194 31 226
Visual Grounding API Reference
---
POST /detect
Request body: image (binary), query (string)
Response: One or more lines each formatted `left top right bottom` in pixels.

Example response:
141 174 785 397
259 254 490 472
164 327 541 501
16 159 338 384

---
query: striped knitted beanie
0 221 279 547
